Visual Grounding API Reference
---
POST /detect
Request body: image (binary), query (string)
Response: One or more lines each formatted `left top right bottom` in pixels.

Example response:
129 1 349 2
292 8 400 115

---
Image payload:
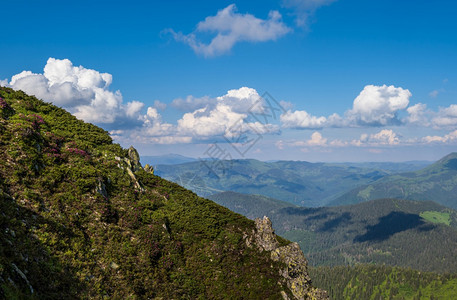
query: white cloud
406 103 429 125
280 109 327 129
346 84 411 126
152 100 167 111
432 104 457 128
178 104 246 137
279 85 412 129
176 87 280 139
422 130 457 144
6 58 145 126
168 4 290 57
307 131 327 146
369 129 400 145
216 87 264 113
329 139 347 147
0 78 9 86
171 95 213 111
126 101 145 118
351 129 400 146
282 0 337 27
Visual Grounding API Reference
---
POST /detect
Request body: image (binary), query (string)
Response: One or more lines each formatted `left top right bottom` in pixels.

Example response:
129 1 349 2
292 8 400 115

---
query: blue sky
1 0 457 162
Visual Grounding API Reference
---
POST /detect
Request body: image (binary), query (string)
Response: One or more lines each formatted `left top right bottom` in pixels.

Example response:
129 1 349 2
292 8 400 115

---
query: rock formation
247 216 329 300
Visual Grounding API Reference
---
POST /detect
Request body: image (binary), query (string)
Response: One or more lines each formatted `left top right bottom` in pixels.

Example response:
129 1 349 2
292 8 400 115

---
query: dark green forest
210 192 457 273
310 264 457 300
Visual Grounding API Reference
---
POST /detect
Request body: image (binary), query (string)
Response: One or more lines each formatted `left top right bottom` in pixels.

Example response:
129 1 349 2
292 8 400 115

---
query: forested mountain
331 152 457 209
209 192 457 273
0 87 327 299
208 191 298 220
155 159 397 207
310 264 457 300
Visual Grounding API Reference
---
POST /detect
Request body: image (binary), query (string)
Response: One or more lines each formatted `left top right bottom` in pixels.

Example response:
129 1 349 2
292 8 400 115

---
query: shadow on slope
319 212 352 233
354 211 430 243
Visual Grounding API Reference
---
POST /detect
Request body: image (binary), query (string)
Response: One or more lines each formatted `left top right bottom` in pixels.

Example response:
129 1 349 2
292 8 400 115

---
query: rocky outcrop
128 146 142 172
144 164 154 174
247 216 329 300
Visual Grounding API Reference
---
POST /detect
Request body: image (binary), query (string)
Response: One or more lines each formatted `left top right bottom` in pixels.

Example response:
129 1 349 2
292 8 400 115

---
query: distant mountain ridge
141 154 197 166
155 159 428 207
331 152 457 209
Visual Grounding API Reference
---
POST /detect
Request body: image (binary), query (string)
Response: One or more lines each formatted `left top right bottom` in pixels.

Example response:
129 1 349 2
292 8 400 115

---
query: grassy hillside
0 87 325 299
155 159 396 207
209 192 457 273
331 153 457 209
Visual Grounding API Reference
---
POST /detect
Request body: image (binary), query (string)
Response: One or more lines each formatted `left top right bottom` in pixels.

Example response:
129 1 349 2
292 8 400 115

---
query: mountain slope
0 87 327 299
331 153 457 209
208 191 457 273
155 159 395 207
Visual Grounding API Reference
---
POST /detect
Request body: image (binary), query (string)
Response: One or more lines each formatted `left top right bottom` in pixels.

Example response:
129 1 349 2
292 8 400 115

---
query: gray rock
128 146 141 171
249 216 329 300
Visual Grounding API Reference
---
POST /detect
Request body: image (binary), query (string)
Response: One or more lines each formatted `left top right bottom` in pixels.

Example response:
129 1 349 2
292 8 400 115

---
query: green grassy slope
0 87 316 299
331 153 457 209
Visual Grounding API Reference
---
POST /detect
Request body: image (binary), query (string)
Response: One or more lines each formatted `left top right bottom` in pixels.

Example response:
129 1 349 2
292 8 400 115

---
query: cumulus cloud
167 4 290 57
346 85 411 126
369 129 400 145
177 105 246 137
432 104 457 128
176 87 280 139
282 0 337 27
307 131 327 146
280 109 327 129
406 103 429 125
403 103 457 129
350 130 400 146
279 85 412 129
5 58 147 127
422 130 457 144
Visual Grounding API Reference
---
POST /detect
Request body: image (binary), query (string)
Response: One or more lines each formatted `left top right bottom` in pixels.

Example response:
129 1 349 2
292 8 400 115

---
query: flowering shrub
18 113 45 130
0 96 14 118
0 97 8 108
67 147 89 157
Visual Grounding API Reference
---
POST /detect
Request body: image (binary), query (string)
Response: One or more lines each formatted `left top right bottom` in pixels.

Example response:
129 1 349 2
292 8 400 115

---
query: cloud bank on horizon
2 57 457 153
